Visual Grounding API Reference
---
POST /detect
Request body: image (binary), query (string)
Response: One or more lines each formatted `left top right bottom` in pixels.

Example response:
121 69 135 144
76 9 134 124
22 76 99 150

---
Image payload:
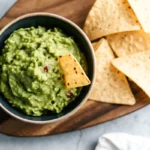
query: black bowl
0 13 95 124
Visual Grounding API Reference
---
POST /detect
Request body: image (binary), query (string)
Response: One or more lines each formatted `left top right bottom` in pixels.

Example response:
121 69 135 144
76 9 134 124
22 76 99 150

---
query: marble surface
1 1 150 150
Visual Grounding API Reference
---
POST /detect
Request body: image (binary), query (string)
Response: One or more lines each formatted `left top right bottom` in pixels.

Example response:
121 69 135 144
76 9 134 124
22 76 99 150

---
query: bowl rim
0 12 96 124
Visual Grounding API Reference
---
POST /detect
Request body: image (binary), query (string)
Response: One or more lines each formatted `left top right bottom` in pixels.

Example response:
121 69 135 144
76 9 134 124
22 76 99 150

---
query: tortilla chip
112 50 150 97
58 54 91 89
92 42 97 50
127 0 150 33
107 30 150 57
90 38 135 105
92 40 103 51
83 0 140 41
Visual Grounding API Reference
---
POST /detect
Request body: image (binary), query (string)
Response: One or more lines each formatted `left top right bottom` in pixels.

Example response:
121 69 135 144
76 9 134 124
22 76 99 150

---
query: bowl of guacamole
0 13 95 124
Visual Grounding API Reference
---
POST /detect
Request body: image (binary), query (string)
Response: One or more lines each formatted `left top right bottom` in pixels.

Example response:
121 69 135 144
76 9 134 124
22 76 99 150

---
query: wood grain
0 0 150 137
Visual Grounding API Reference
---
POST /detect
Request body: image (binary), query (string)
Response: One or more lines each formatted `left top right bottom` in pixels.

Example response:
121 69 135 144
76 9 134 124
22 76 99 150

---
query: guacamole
0 26 86 116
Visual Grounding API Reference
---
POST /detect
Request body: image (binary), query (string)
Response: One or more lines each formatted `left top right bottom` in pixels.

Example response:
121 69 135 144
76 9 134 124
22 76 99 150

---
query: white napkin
95 133 150 150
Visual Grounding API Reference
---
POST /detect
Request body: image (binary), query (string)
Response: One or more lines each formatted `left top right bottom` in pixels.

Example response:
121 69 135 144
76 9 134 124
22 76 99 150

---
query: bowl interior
0 15 94 122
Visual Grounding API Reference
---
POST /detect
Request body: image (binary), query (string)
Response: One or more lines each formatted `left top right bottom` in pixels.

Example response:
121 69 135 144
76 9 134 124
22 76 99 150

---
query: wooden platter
0 0 150 137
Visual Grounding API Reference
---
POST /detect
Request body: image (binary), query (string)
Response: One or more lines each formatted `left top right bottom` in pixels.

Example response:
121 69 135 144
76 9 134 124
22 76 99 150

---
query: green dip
0 26 86 116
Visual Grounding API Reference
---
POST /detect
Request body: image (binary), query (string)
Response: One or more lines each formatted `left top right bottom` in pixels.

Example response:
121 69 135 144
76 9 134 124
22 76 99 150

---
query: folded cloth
95 133 150 150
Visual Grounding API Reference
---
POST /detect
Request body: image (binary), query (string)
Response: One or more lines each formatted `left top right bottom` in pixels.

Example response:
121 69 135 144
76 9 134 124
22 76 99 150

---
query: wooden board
0 0 150 137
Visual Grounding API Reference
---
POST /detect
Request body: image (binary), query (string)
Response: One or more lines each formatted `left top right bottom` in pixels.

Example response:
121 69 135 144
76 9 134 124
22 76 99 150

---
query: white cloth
95 133 150 150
